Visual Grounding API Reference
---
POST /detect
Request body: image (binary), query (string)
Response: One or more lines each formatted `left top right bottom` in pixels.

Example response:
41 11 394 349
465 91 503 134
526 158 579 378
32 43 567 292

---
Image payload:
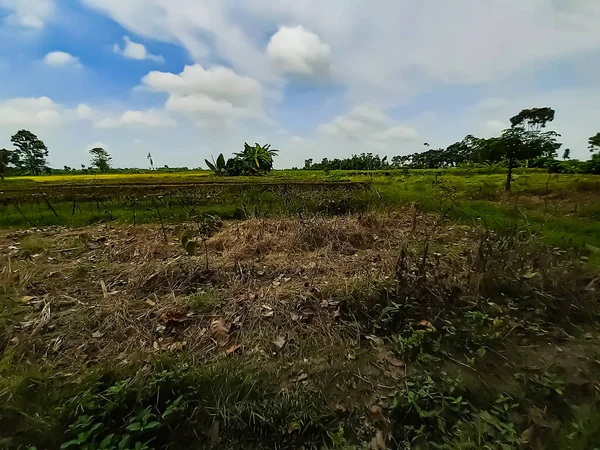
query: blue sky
1 0 600 169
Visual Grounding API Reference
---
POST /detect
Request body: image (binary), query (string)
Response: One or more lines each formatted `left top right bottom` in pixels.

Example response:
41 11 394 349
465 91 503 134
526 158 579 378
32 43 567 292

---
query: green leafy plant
205 153 227 176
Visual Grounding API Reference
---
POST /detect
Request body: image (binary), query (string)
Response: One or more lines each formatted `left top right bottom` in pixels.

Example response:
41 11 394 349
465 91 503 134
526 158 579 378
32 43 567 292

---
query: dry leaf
21 296 36 303
145 299 156 307
273 335 287 352
226 344 241 355
294 373 309 383
153 341 160 351
161 310 190 324
374 430 386 450
262 310 274 318
386 355 404 368
91 331 104 339
209 318 230 345
100 280 108 299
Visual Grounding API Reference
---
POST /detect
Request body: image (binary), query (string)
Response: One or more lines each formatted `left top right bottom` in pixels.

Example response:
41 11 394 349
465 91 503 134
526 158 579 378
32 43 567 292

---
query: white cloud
315 105 419 157
76 104 93 118
133 138 144 145
86 141 107 150
267 25 331 77
81 0 600 101
484 120 507 135
43 51 80 68
0 0 55 28
113 36 164 63
476 98 511 114
374 125 420 142
142 64 263 125
288 136 304 144
0 97 63 127
94 109 176 129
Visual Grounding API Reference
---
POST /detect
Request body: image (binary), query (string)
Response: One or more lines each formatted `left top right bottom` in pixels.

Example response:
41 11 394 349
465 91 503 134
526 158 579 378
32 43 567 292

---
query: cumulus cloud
484 120 508 135
76 104 93 118
94 109 176 129
0 0 54 28
476 98 511 114
141 64 263 125
0 97 63 127
113 36 164 63
43 51 80 68
267 25 331 77
317 105 418 156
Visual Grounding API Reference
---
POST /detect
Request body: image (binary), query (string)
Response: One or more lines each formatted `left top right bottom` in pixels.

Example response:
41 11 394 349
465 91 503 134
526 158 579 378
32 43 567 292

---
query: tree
562 148 571 160
89 147 112 172
589 133 600 153
11 130 49 175
0 148 14 181
502 108 560 190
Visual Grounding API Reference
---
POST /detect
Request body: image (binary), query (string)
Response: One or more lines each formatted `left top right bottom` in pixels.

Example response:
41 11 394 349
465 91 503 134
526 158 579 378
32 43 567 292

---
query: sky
0 0 599 169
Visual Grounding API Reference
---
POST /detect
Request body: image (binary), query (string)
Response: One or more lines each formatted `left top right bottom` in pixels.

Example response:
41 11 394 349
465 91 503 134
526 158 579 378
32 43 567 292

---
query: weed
186 288 221 312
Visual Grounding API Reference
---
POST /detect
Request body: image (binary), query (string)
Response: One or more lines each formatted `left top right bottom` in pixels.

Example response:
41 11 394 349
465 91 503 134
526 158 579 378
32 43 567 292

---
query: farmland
1 169 600 449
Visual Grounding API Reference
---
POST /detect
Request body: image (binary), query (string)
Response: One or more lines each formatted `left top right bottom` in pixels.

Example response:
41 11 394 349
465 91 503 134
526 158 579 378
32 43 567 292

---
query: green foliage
89 148 112 173
307 153 389 171
589 132 600 153
204 153 227 176
391 376 526 449
10 129 49 176
0 148 15 181
205 144 278 176
229 142 278 176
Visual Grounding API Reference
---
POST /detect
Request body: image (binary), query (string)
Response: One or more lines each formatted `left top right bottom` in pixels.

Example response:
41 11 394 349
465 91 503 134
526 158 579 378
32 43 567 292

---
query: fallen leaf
386 355 404 368
209 318 230 345
273 335 287 352
100 280 108 299
226 344 241 355
161 310 190 324
294 373 309 383
372 430 386 449
21 296 36 303
153 341 160 351
145 299 156 307
91 331 104 339
522 271 537 279
262 310 274 318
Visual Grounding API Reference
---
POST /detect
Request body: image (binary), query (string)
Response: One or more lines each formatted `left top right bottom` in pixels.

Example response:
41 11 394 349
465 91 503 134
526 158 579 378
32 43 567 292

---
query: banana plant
204 153 227 175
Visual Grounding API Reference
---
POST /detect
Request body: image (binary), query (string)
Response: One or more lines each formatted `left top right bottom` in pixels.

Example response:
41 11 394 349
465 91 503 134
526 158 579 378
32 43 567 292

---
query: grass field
1 169 600 449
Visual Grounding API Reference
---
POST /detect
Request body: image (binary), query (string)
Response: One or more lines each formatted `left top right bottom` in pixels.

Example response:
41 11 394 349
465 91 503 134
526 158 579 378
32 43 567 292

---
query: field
1 169 600 449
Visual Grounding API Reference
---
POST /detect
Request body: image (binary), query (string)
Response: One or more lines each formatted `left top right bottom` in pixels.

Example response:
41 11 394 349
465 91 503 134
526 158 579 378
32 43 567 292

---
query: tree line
0 130 117 180
305 107 600 190
2 106 600 189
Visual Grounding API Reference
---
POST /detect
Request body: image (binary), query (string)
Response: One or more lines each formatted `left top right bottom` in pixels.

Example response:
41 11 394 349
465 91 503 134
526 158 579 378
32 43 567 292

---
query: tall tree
10 130 49 176
589 132 600 153
89 147 112 172
502 108 560 190
562 148 571 160
0 148 14 181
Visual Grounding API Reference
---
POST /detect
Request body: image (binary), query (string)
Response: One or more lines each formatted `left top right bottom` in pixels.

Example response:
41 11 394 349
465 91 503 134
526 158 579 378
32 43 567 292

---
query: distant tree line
304 107 600 190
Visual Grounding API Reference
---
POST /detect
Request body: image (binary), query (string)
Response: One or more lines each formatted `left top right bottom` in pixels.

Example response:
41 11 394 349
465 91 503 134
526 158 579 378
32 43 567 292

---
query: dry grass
0 209 597 374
